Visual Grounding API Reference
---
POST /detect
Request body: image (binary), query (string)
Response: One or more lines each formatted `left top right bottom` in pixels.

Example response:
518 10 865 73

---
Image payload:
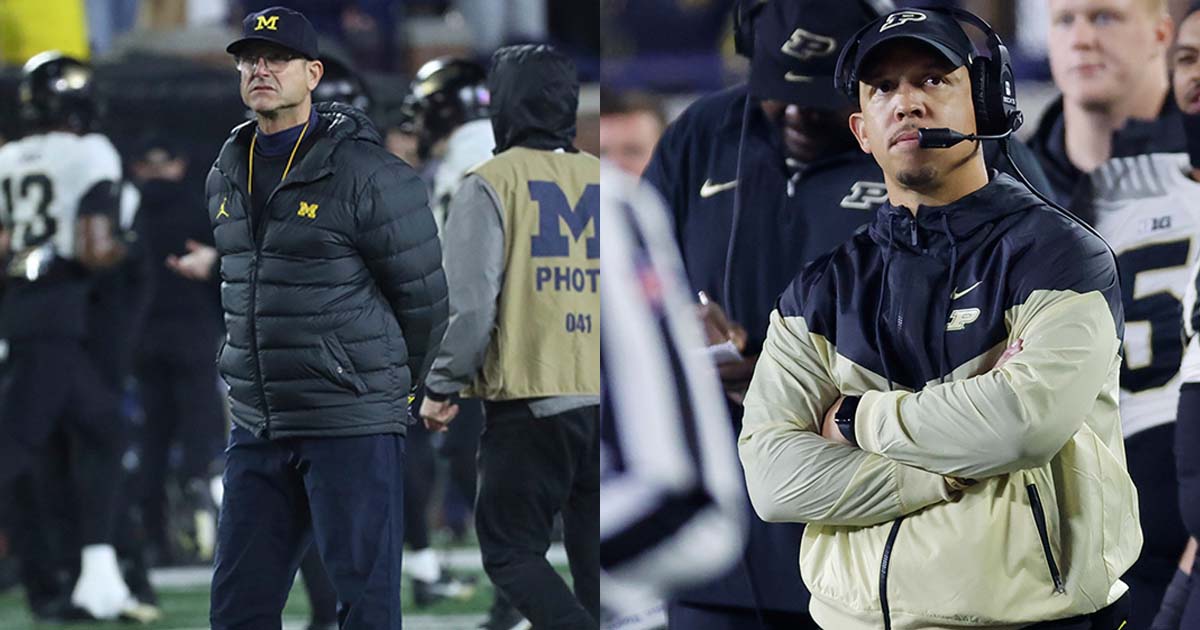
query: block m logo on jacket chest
298 201 319 219
529 181 599 259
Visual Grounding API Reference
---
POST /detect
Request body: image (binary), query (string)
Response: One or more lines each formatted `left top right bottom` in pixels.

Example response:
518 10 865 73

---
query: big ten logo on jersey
529 180 599 295
841 181 888 210
1136 214 1173 234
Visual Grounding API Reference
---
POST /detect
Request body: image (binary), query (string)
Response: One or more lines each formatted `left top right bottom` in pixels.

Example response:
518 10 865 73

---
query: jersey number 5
1118 239 1191 392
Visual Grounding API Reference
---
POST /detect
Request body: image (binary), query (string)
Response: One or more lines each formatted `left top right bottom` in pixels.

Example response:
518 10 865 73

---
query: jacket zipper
243 177 283 435
1026 484 1066 594
909 218 918 247
880 516 905 630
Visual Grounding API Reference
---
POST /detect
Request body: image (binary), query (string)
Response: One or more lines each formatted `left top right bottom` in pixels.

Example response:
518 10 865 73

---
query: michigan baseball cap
747 0 882 107
838 8 974 96
227 6 319 60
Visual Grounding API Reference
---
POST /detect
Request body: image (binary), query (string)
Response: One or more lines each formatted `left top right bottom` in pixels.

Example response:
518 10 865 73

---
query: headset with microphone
831 6 1116 258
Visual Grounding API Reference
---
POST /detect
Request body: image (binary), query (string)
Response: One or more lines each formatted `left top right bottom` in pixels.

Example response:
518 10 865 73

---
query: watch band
835 395 861 446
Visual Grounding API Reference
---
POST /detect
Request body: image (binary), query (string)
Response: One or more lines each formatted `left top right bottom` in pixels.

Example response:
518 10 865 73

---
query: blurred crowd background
599 0 1197 176
0 0 600 187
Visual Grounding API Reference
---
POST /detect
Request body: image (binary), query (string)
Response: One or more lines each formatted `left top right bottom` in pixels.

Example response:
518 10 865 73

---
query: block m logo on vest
529 181 599 260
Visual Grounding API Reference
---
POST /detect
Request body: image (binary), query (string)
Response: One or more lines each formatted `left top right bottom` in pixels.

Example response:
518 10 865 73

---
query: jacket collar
1031 91 1186 178
1111 90 1187 157
870 172 1043 254
217 101 381 196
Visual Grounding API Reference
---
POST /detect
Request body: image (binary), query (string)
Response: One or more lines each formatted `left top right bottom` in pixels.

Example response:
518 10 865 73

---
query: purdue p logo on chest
946 308 981 331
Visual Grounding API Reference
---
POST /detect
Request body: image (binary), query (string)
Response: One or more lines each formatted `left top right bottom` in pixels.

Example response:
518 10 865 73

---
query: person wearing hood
739 7 1141 629
643 2 1051 627
402 55 518 630
1029 0 1183 209
419 45 600 630
1159 4 1200 628
205 7 448 629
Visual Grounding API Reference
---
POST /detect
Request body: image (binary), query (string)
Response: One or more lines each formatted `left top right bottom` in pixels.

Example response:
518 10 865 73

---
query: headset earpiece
733 0 768 59
969 55 997 136
835 22 873 100
941 7 1019 136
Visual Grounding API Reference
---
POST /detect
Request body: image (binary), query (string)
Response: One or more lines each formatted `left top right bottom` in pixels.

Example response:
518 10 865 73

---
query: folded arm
738 310 954 527
854 289 1120 479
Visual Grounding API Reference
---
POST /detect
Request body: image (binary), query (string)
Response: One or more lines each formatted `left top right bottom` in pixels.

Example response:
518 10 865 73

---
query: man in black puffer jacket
206 7 448 630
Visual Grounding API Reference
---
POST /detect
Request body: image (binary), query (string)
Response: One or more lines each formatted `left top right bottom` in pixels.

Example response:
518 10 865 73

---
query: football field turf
0 547 568 629
0 572 491 629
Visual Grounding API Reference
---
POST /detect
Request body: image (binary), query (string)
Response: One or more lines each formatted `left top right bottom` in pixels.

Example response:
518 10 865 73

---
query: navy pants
135 343 225 550
210 425 406 630
1122 424 1187 629
0 339 126 546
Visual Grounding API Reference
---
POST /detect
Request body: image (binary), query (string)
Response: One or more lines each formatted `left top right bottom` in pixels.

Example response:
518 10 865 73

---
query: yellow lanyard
248 118 310 198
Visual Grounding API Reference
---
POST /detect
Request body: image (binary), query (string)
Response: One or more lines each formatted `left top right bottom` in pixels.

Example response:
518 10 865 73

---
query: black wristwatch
834 396 861 446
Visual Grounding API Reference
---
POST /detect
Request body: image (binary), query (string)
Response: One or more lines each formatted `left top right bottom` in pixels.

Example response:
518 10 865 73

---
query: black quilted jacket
205 102 448 438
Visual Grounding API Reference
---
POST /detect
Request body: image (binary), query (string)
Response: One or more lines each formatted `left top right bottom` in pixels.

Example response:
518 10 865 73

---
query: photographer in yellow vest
420 44 599 630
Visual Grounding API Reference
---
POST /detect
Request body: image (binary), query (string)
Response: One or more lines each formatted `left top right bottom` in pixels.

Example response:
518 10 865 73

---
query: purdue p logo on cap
880 10 928 32
254 15 280 31
780 28 837 62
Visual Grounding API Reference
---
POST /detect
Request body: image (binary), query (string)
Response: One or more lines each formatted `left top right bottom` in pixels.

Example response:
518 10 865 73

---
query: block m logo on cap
255 15 280 31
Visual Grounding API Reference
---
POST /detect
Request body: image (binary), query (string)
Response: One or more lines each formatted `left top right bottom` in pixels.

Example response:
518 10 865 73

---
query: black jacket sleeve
1178 383 1200 540
355 162 449 389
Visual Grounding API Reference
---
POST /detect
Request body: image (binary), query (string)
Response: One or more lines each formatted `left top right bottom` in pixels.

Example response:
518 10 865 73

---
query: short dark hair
600 90 667 128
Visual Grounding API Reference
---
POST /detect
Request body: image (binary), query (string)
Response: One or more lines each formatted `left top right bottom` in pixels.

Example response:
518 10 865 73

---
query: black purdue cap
226 6 319 60
747 0 881 107
838 8 975 96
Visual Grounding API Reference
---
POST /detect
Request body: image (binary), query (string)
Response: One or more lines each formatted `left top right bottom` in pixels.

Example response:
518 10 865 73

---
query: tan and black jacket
739 173 1141 629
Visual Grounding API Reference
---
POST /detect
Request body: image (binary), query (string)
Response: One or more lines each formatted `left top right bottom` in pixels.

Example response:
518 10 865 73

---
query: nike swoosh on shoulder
951 280 984 300
700 178 738 198
784 72 813 83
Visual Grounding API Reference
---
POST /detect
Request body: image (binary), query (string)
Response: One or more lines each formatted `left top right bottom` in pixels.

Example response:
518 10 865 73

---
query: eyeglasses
235 51 300 73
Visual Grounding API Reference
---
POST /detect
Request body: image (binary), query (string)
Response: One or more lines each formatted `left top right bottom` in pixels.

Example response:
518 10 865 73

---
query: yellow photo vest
465 147 600 400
